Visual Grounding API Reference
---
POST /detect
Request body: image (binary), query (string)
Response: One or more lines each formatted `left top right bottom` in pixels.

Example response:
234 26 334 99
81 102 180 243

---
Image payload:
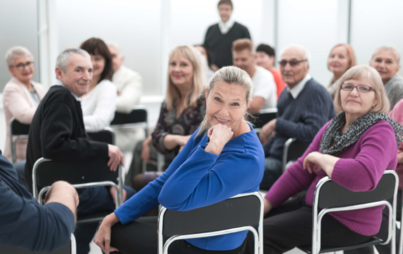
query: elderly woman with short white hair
370 46 403 110
3 46 45 187
254 65 403 254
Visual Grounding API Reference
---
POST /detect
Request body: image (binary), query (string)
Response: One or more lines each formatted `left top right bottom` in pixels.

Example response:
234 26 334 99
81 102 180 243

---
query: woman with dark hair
80 37 117 132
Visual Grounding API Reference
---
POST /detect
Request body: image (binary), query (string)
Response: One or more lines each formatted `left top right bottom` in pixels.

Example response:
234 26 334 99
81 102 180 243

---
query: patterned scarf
320 112 403 156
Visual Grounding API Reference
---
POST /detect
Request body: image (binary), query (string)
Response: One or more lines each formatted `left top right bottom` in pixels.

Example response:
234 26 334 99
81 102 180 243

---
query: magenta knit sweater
266 120 398 236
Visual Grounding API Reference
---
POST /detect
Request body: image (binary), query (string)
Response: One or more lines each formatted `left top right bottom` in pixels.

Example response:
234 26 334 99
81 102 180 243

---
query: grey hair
107 42 122 56
5 46 34 67
56 48 91 72
279 44 311 64
371 46 401 64
196 66 252 137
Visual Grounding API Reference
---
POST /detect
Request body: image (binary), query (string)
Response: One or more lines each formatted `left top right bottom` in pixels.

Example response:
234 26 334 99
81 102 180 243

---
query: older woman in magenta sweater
256 65 403 254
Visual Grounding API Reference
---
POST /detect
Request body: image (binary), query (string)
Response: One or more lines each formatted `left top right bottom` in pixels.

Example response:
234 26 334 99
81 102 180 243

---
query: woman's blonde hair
327 43 357 71
334 65 390 114
196 66 252 136
165 45 206 111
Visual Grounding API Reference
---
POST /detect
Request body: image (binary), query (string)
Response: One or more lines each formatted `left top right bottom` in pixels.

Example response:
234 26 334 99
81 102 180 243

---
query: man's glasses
11 61 34 71
278 59 307 67
341 83 374 93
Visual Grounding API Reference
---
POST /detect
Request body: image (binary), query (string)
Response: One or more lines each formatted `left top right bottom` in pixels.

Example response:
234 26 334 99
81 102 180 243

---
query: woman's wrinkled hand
93 221 119 254
205 124 233 155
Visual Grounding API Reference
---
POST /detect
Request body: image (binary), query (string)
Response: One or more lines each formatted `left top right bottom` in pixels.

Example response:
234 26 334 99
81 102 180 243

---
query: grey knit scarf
320 112 403 156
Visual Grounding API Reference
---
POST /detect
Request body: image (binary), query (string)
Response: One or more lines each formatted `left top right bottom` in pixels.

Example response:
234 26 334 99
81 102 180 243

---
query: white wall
277 0 348 86
350 0 403 76
56 0 163 96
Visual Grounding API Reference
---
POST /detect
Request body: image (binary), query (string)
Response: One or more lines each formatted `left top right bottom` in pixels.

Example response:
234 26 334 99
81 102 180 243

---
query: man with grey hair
25 48 136 254
107 43 144 153
258 44 335 190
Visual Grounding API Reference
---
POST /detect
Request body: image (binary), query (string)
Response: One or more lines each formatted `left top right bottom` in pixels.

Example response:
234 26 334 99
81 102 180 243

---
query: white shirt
112 65 143 113
81 79 117 132
251 66 277 110
218 17 235 34
288 74 312 99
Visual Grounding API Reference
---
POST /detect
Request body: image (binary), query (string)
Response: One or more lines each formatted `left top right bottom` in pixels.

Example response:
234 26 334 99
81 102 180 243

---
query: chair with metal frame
9 117 30 164
298 170 398 254
0 234 76 254
282 138 309 173
32 157 124 224
87 127 115 145
158 192 264 254
251 108 277 133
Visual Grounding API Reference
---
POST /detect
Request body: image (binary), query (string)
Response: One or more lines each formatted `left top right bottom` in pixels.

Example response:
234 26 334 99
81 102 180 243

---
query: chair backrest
251 108 277 130
316 171 398 209
111 108 147 126
33 157 118 195
10 118 30 136
87 128 115 144
161 193 262 237
282 138 309 172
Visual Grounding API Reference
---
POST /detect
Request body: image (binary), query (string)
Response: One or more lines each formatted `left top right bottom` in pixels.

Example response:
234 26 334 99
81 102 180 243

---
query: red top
270 68 287 99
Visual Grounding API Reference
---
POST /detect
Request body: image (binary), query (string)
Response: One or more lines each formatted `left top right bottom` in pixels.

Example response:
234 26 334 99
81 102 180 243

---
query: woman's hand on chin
205 124 233 155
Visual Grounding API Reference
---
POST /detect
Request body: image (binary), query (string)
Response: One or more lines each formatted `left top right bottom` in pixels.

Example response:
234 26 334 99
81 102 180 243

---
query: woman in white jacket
80 38 116 132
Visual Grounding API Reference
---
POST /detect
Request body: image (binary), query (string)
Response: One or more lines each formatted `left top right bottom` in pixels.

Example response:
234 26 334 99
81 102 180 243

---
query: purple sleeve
331 121 398 191
265 122 330 207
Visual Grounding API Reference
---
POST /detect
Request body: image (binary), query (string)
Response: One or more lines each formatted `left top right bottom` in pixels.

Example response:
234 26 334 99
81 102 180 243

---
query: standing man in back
204 0 251 69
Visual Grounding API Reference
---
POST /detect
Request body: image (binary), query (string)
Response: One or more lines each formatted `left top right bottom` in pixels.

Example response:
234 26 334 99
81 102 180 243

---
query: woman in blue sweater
94 66 265 254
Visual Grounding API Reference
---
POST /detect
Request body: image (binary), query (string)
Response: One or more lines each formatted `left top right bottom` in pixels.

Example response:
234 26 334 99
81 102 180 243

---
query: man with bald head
258 45 335 190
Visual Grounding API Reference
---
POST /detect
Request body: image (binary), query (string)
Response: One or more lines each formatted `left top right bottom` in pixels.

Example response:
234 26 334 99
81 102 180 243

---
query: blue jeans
13 160 28 191
75 186 136 254
259 157 283 191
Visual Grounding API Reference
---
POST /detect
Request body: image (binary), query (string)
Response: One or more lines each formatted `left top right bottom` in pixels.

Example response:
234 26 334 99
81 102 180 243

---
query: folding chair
32 157 124 224
158 192 264 254
251 108 277 133
9 117 30 164
87 127 115 145
110 106 148 137
0 234 76 254
299 171 398 254
282 138 309 173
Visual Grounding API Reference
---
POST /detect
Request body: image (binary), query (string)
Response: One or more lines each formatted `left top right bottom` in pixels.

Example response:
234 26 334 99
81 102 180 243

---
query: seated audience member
255 43 286 99
80 38 117 132
327 43 357 98
251 65 403 254
232 39 277 113
94 66 264 254
24 48 136 254
3 46 45 188
259 45 335 190
0 150 78 252
195 44 215 81
370 46 403 110
108 42 144 153
126 45 206 187
203 0 251 69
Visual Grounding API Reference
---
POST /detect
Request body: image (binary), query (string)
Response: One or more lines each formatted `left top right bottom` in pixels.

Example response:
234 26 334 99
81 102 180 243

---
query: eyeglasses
278 59 307 67
11 61 34 71
341 83 374 93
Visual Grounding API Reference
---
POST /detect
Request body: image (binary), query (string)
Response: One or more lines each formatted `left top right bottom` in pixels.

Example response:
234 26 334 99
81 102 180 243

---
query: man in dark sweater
203 0 251 69
25 48 136 254
0 150 78 251
259 45 335 190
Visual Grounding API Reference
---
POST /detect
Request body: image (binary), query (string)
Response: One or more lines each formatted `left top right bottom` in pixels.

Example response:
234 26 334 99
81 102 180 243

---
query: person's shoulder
98 79 117 92
304 78 328 94
367 120 395 134
122 66 142 79
256 66 274 79
233 21 248 30
3 78 22 93
45 85 75 104
389 75 403 87
206 23 219 31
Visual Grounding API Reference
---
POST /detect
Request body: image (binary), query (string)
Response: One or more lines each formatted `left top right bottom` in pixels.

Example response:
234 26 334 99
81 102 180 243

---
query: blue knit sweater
114 124 264 251
264 78 335 159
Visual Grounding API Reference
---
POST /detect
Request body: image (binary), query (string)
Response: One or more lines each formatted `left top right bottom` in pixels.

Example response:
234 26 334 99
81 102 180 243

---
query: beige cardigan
3 77 45 163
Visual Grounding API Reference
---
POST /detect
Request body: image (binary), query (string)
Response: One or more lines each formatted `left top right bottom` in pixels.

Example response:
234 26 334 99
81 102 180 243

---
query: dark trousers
74 186 136 254
109 216 246 254
245 194 373 254
260 157 283 191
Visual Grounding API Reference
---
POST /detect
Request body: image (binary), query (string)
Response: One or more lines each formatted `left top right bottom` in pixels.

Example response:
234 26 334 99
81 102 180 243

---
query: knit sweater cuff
265 188 285 208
